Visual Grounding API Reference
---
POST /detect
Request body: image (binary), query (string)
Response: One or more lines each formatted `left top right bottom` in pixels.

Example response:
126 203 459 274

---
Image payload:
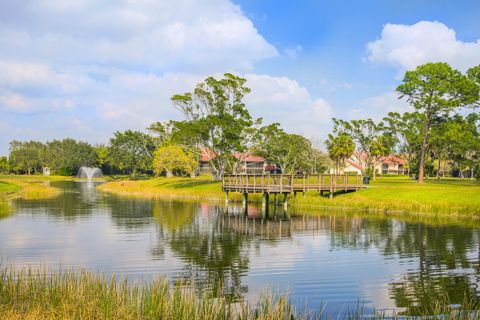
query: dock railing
222 174 364 194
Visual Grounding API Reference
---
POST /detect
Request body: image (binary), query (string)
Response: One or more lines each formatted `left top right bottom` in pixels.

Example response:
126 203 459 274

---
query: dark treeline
2 63 480 180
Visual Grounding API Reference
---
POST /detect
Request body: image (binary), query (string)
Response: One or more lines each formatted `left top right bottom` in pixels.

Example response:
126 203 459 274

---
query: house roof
234 153 265 162
200 148 265 163
200 148 217 162
381 155 406 165
346 159 364 171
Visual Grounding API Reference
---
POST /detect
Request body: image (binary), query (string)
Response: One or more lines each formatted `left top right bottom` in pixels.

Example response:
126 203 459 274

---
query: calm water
1 181 480 316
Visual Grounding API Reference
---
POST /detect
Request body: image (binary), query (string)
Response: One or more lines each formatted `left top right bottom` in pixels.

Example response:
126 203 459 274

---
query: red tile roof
234 153 265 162
381 155 406 165
199 148 265 163
200 148 217 161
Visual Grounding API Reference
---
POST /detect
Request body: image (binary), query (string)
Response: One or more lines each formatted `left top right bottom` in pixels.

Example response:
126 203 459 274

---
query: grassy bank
1 267 479 319
0 175 63 217
98 176 480 219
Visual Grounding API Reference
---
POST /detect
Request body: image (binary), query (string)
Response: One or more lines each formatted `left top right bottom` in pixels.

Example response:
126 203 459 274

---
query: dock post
242 193 248 215
225 192 229 205
262 193 269 218
283 193 288 209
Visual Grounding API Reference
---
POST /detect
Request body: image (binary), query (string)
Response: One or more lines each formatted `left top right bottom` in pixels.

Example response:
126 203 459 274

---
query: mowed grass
99 175 480 219
98 175 226 201
293 176 480 218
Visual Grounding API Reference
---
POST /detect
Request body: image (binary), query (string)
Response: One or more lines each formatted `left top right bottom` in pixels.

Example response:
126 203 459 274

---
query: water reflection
1 181 480 316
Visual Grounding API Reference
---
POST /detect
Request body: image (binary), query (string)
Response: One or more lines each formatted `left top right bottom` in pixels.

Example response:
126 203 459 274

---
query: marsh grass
2 267 480 319
0 175 63 217
0 267 306 320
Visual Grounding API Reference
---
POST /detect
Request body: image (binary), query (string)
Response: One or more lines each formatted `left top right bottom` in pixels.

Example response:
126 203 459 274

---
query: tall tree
170 73 256 180
44 139 96 175
108 130 155 175
397 62 480 183
383 112 425 175
152 145 197 177
255 123 313 174
325 133 355 174
332 118 390 178
8 140 45 174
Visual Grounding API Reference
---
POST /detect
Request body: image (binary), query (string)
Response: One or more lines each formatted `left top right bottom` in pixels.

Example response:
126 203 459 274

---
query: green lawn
99 175 480 219
0 181 21 195
0 175 64 217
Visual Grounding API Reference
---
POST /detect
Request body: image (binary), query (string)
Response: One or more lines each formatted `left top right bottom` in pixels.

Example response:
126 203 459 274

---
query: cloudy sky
1 0 480 155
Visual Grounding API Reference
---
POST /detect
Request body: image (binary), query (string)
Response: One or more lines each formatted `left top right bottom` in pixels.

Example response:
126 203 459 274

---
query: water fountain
77 167 103 182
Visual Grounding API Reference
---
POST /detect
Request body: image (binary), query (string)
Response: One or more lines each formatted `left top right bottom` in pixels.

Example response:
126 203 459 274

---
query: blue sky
1 0 480 155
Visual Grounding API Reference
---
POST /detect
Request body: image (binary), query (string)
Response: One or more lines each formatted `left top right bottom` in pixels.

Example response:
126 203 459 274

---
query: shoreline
97 175 480 225
0 176 65 216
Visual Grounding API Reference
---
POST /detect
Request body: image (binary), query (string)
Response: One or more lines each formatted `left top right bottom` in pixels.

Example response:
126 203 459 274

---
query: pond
1 181 480 316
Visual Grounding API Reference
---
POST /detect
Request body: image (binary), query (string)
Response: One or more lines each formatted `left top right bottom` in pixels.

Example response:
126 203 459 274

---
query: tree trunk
418 117 430 184
437 158 441 179
166 169 173 178
471 167 474 180
372 160 377 180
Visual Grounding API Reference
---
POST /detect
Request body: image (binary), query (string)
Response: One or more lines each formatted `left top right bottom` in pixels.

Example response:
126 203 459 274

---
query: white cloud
0 0 277 72
245 74 334 138
366 21 480 73
0 0 282 154
348 92 412 121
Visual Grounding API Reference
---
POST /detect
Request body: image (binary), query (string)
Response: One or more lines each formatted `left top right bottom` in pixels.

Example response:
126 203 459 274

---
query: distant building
42 167 51 176
198 148 277 175
329 154 406 175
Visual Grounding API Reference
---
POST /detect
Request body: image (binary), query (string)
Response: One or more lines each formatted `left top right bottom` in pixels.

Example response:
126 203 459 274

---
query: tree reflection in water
152 201 250 300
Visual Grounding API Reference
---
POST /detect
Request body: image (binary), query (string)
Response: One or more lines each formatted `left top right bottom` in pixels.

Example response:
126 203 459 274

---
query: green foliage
332 118 393 178
383 112 425 174
153 145 197 177
254 123 318 174
8 140 45 174
397 62 480 182
325 133 355 173
108 130 155 175
170 73 257 180
0 157 9 174
44 139 97 175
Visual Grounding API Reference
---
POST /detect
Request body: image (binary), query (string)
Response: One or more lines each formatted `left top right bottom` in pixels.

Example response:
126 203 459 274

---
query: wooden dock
222 174 366 210
223 174 364 195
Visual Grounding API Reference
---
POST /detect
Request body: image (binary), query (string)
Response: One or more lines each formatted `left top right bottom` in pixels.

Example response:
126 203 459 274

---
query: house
377 155 406 174
329 154 407 175
198 148 277 175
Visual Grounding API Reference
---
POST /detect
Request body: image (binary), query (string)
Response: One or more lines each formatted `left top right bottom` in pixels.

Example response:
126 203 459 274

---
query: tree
397 62 480 183
384 112 425 175
254 124 313 174
44 139 97 175
370 134 395 179
325 133 355 174
8 140 45 174
152 145 197 177
108 130 155 175
170 73 256 180
332 118 391 178
94 145 110 172
0 156 9 174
